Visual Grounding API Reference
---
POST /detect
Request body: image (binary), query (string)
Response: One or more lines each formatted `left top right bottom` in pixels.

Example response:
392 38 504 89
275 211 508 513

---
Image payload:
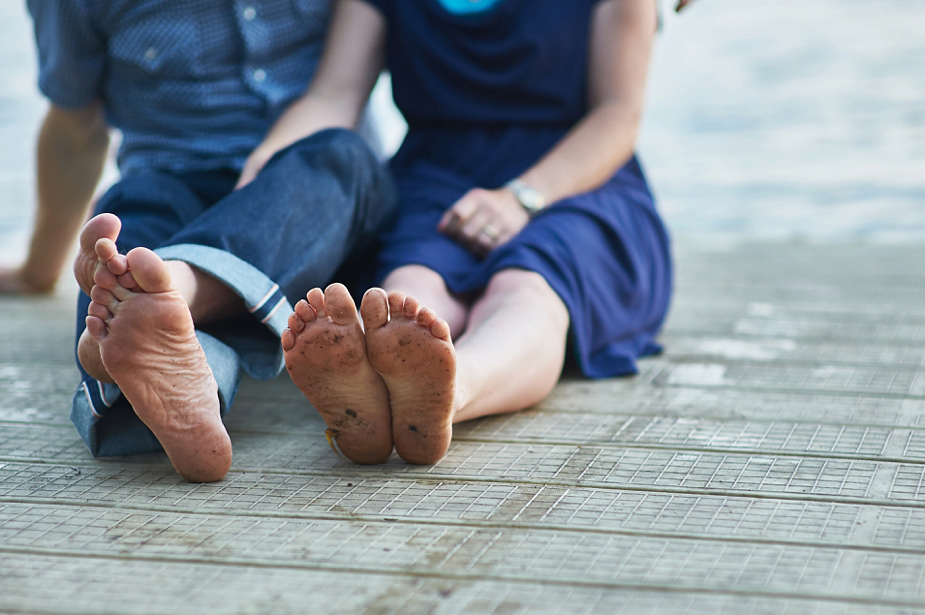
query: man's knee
276 128 378 176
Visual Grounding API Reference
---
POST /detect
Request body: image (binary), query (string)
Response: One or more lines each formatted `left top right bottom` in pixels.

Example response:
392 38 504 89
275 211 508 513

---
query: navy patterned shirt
27 0 335 175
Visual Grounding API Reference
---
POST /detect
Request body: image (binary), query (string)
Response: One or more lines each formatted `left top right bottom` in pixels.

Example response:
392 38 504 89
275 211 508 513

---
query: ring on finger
481 225 500 241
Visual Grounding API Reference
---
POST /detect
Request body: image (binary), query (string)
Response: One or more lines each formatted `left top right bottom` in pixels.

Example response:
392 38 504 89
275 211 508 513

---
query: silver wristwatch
504 179 547 217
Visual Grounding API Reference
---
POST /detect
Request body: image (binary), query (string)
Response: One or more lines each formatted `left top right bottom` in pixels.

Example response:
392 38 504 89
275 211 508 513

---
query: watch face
507 180 545 215
521 195 543 213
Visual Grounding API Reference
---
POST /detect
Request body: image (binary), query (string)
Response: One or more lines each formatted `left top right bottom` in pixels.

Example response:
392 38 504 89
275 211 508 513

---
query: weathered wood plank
4 464 925 551
2 552 917 615
3 502 925 607
4 425 925 505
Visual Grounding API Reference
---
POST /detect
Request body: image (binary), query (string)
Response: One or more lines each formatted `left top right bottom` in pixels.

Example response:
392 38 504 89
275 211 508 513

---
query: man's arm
236 0 386 188
0 102 110 293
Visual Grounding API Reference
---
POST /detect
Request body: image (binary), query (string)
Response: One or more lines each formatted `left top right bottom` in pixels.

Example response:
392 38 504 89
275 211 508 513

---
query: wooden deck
2 0 924 612
2 241 924 614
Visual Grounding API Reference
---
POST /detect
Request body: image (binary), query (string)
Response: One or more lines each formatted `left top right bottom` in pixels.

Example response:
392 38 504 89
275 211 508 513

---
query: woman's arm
236 0 387 188
440 0 657 253
515 0 656 206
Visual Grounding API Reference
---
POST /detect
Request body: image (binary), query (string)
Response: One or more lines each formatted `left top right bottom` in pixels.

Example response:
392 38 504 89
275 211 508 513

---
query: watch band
504 179 547 217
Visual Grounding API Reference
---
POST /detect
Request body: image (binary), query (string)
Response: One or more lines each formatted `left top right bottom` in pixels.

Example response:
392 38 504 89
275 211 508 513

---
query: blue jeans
71 128 396 457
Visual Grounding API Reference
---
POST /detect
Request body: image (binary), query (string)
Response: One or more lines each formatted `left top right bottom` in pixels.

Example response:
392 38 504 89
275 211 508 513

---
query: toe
87 298 113 322
93 265 119 291
430 317 452 342
125 248 172 293
287 312 305 334
306 288 326 316
95 238 121 268
402 295 421 320
281 328 296 351
80 213 121 252
415 306 437 328
293 299 316 326
324 283 358 326
108 253 129 277
360 288 390 330
117 270 140 292
85 315 108 341
90 284 119 311
387 291 405 319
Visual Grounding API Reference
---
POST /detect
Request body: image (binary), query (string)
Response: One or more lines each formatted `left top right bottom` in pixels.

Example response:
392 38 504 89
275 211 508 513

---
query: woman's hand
438 187 530 257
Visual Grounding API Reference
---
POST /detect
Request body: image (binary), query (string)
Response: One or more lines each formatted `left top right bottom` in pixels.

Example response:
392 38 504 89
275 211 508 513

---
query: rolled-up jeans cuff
156 243 293 379
71 329 241 458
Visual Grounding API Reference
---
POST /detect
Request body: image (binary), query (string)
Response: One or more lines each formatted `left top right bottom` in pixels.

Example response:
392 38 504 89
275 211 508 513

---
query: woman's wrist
504 178 547 217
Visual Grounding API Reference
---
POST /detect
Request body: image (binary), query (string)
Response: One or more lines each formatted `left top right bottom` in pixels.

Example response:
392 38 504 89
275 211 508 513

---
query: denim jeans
71 128 396 457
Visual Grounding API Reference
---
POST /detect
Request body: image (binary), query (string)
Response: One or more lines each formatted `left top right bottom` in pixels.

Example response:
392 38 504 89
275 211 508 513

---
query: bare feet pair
282 284 456 465
74 213 455 481
75 214 231 483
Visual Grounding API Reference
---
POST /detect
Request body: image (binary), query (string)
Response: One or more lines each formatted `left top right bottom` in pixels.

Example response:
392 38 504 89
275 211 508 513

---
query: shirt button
253 68 267 82
144 47 158 61
243 6 256 20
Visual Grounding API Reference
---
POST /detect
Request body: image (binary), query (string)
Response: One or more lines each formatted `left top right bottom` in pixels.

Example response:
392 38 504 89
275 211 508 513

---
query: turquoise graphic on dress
437 0 503 15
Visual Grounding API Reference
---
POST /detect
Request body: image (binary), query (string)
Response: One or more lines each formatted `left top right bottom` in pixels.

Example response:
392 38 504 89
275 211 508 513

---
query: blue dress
364 0 673 378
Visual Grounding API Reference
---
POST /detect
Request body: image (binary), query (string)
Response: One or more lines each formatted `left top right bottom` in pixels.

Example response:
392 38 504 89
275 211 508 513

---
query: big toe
79 214 121 252
323 283 359 326
124 248 173 293
360 288 390 330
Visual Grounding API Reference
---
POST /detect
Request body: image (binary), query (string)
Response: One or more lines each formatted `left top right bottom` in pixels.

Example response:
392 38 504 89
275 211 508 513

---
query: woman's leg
380 264 470 336
452 269 569 422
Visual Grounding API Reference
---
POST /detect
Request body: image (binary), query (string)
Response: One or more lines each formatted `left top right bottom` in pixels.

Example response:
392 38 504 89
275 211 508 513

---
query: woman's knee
382 265 448 295
483 269 569 327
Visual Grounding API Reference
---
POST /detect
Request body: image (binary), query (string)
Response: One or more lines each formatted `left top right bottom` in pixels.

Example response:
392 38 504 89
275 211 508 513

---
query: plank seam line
2 458 925 509
651 383 925 401
3 495 924 555
6 431 925 464
658 353 925 371
0 545 921 608
658 351 925 370
448 438 925 465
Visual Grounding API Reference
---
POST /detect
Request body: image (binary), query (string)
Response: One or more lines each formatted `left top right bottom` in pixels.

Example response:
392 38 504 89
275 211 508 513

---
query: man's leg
74 129 394 472
156 128 396 379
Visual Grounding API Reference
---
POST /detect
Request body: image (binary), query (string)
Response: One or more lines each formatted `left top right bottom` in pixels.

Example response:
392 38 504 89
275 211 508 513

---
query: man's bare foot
361 289 456 465
282 284 393 464
86 246 231 482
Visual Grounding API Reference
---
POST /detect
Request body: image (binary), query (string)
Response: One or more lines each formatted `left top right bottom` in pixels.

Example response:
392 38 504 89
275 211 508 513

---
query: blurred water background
1 0 923 260
643 0 925 243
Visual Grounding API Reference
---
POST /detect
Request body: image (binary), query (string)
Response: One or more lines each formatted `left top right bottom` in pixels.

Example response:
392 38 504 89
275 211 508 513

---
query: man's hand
0 266 47 293
236 146 274 189
438 187 530 257
0 103 109 295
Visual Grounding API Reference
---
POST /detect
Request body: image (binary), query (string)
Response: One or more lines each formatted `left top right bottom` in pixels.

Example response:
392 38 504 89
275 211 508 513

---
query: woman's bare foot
361 289 456 465
282 284 393 464
86 246 231 482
